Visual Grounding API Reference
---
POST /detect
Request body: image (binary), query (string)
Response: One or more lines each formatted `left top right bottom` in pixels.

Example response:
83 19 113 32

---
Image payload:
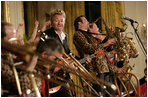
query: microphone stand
131 21 147 57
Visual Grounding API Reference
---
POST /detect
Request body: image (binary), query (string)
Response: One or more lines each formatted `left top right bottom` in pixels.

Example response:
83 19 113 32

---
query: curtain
64 1 85 56
1 1 10 22
23 1 38 39
101 1 124 32
64 1 85 97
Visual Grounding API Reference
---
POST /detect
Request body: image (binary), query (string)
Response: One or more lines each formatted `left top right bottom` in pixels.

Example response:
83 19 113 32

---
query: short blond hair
50 9 66 22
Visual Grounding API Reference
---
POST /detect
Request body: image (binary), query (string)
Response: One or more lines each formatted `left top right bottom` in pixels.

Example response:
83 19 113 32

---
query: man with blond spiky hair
40 9 70 54
38 9 72 97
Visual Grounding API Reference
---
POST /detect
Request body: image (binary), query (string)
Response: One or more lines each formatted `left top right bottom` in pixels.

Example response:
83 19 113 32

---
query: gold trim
4 1 10 22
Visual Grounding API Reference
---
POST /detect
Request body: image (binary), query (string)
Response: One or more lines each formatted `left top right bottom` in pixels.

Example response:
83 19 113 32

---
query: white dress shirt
55 31 66 43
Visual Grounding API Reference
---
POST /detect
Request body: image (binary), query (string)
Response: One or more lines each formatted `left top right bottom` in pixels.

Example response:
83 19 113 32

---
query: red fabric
90 37 98 44
90 36 116 64
47 79 50 97
105 53 115 64
140 83 147 97
41 72 50 97
41 77 45 97
135 83 147 97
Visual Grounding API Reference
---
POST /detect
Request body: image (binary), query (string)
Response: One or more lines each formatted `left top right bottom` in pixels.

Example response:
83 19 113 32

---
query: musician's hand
43 20 51 27
69 61 78 70
41 20 51 32
44 20 51 26
54 67 61 73
109 26 114 32
117 68 125 73
84 54 92 64
64 58 78 70
104 38 117 47
121 32 125 38
86 57 91 64
35 20 39 28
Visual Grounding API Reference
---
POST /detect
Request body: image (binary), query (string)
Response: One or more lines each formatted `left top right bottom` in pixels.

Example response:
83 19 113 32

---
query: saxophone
95 17 139 73
113 27 129 62
125 37 139 58
101 17 139 61
100 17 129 62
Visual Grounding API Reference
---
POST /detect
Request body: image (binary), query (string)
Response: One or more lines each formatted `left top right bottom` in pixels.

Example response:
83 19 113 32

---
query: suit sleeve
73 31 96 54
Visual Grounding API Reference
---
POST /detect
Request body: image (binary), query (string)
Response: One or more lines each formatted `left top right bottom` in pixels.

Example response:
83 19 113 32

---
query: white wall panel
9 1 25 38
123 1 147 79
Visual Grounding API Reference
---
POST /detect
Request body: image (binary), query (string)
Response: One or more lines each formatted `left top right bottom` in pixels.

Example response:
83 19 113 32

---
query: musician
39 9 70 54
1 20 39 45
90 22 129 95
73 16 117 72
37 38 73 97
2 22 17 44
2 21 73 97
88 23 115 46
73 16 119 96
1 22 41 97
17 20 39 45
1 22 17 96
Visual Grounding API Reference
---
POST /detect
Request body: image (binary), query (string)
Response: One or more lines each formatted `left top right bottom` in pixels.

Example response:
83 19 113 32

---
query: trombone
1 40 117 97
1 40 100 96
62 53 117 97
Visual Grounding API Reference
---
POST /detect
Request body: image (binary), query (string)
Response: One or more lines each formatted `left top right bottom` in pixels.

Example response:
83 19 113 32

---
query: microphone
121 16 138 23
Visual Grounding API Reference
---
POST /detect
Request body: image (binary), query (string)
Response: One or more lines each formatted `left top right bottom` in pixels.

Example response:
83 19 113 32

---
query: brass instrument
8 53 22 96
113 27 129 61
125 37 139 58
28 73 41 97
62 53 117 97
114 72 140 97
95 17 128 62
2 40 116 97
95 17 139 71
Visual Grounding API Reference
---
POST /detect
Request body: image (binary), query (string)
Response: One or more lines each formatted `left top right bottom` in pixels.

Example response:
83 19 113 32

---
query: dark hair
36 38 64 56
89 23 94 29
74 15 85 31
1 21 12 39
144 68 147 72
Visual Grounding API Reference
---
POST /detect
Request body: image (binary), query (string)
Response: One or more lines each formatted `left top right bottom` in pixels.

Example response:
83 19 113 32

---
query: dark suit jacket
140 76 147 85
41 27 70 54
39 28 71 91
